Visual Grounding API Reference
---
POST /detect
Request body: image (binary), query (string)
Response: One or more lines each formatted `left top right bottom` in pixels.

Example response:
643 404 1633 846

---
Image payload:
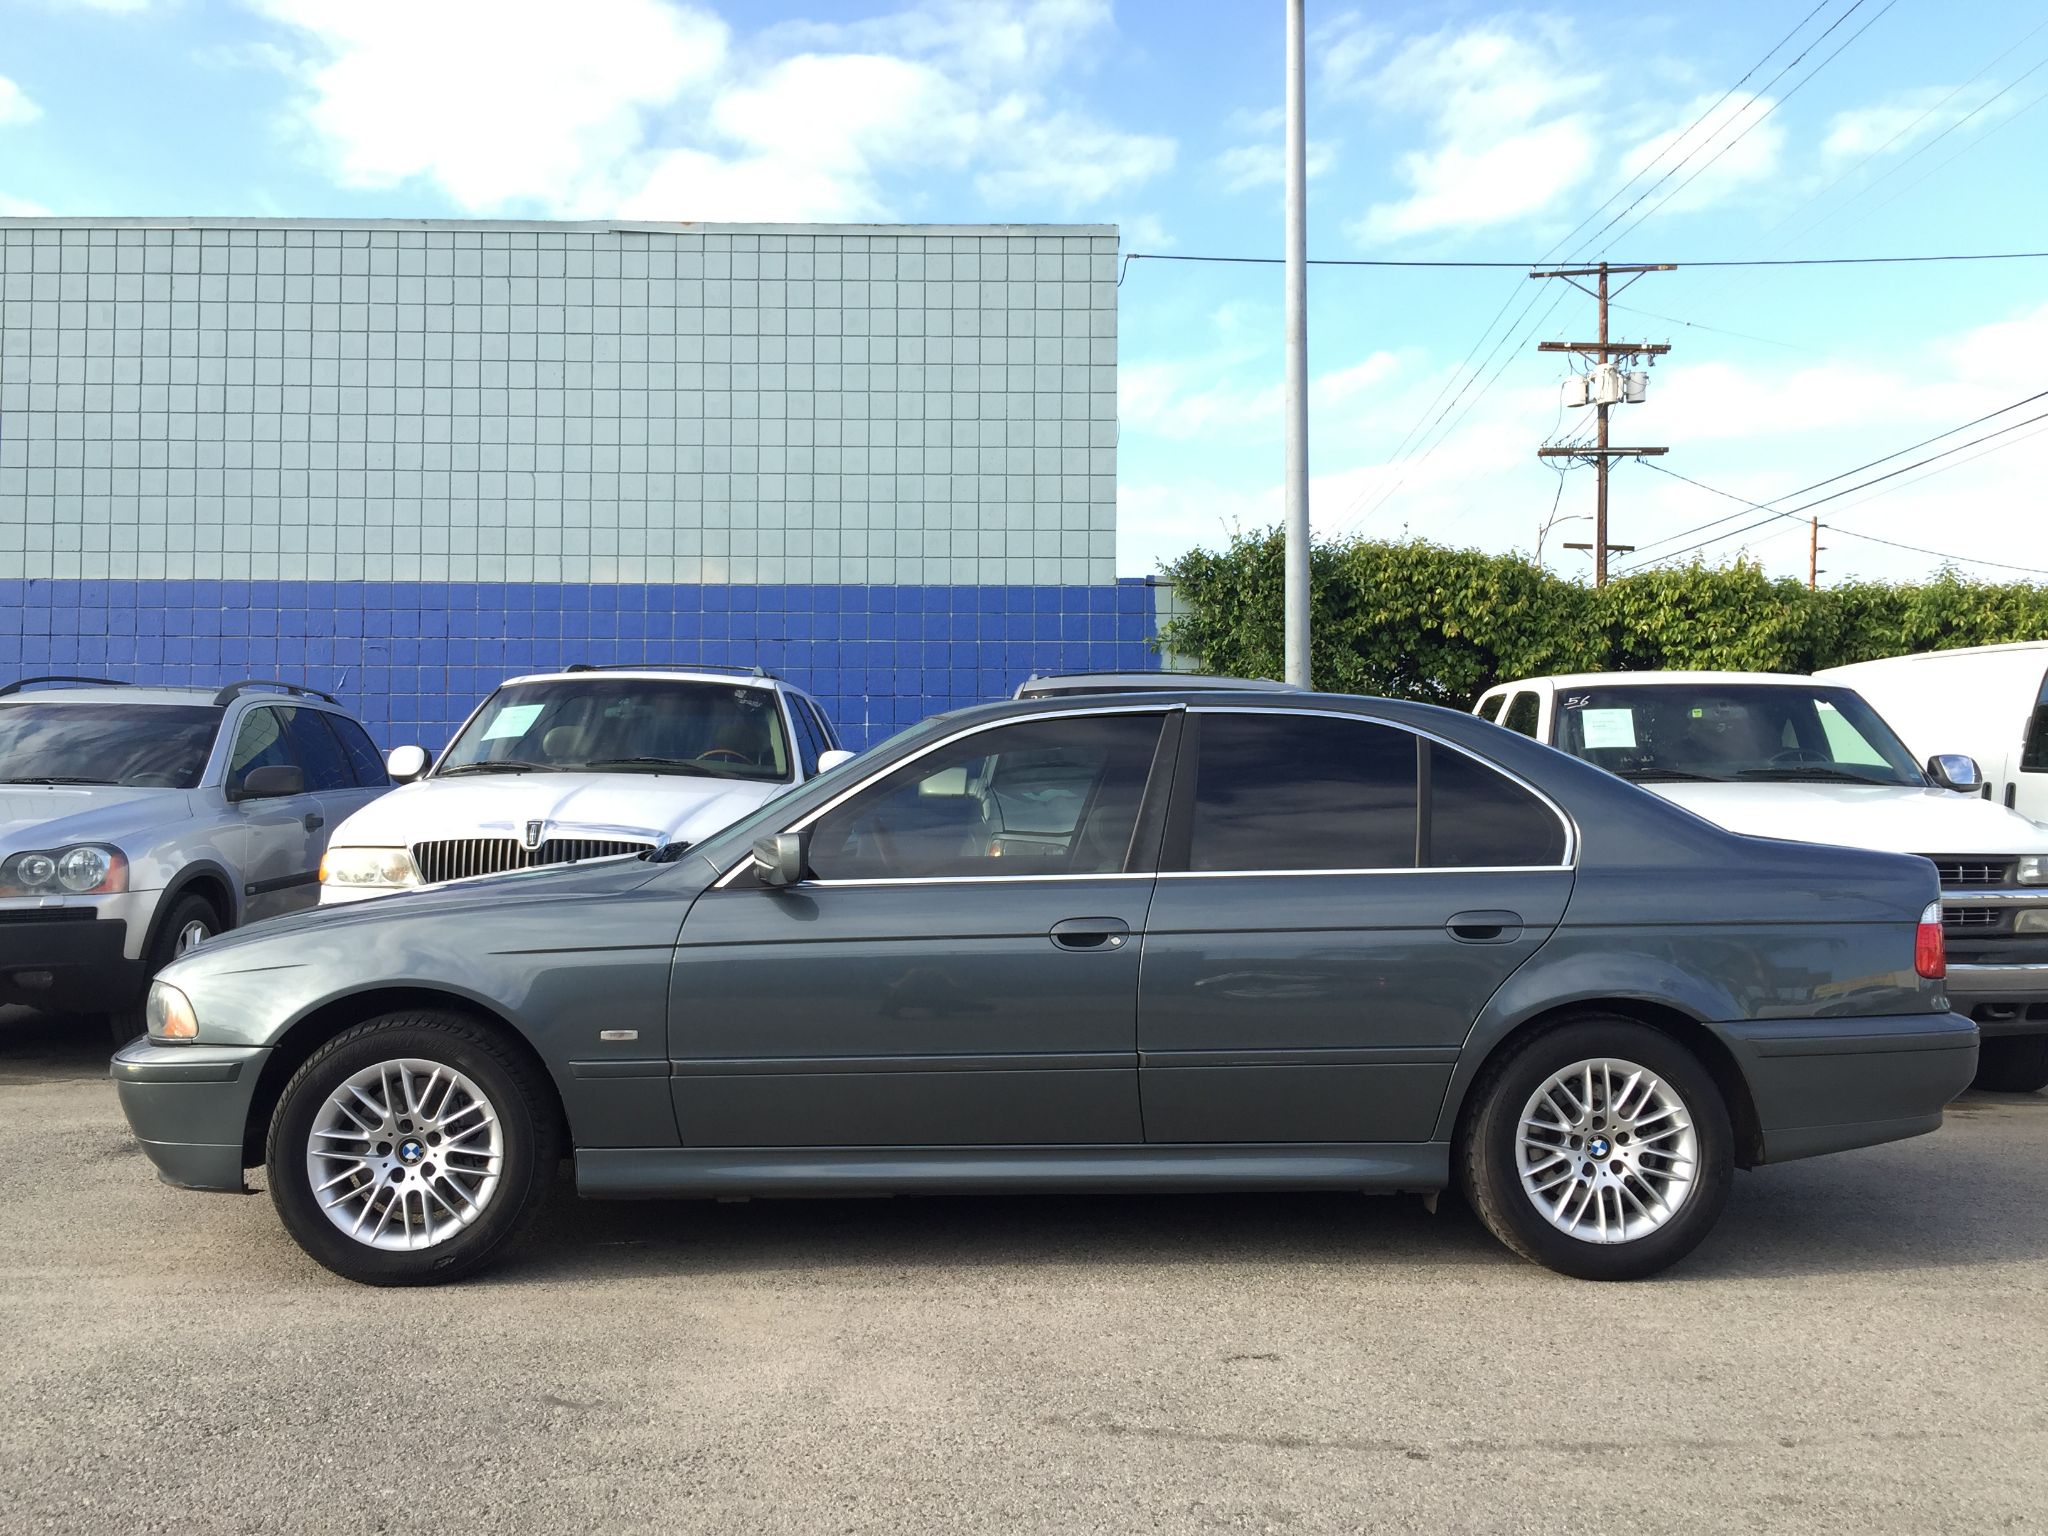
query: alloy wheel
1515 1057 1698 1244
305 1057 504 1251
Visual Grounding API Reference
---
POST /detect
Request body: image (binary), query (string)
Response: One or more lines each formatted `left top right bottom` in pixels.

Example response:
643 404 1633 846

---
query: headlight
320 846 421 889
0 844 128 897
146 980 198 1041
2019 856 2048 886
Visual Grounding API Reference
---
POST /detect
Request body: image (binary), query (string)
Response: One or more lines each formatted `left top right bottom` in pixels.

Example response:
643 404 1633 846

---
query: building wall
0 218 1148 748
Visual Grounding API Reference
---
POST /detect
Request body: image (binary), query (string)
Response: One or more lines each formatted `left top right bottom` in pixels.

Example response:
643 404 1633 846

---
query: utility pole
1808 517 1825 590
1282 0 1310 688
1532 261 1673 586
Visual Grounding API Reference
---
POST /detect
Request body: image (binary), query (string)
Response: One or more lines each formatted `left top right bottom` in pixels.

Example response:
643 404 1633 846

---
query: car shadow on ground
10 1006 2043 1289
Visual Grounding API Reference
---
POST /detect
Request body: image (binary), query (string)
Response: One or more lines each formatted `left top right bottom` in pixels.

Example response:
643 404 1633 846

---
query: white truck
1818 642 2048 823
1475 669 2048 1092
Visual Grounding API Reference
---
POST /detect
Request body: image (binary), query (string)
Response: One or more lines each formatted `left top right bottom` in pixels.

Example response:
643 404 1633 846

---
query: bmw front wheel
266 1011 559 1285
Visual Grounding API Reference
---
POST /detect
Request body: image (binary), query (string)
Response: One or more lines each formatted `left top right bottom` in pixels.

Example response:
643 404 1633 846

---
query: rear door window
1477 694 1507 723
1426 744 1569 867
326 714 391 786
1183 713 1417 872
281 707 355 792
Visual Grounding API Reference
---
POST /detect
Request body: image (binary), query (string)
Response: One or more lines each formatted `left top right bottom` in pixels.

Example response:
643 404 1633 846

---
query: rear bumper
0 911 142 1012
110 1038 269 1192
1710 1011 1979 1164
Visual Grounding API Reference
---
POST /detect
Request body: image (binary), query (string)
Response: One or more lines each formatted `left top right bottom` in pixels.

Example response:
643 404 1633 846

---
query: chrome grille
412 837 652 885
1942 907 2001 929
1928 857 2015 887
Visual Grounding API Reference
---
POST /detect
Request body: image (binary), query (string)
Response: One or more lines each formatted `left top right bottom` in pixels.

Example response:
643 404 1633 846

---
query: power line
1621 408 2048 568
1623 386 2048 557
1605 300 1815 352
1113 249 2048 275
1590 0 1902 255
1577 0 1886 255
1826 523 2048 578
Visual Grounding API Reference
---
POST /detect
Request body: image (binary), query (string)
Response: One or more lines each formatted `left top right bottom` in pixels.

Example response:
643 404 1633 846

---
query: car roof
503 668 800 691
1487 669 1822 693
1016 671 1295 696
0 686 230 708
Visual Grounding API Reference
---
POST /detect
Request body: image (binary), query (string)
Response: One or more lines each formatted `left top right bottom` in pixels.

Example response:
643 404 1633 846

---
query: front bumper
0 910 141 1012
111 1037 270 1192
1711 1011 1979 1164
1941 963 2048 1036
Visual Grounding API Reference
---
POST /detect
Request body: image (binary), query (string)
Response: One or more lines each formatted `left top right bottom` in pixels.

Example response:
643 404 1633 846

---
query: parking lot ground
2 1007 2046 1536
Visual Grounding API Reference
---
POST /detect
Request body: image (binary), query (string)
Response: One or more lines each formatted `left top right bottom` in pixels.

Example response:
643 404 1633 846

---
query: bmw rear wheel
267 1011 558 1285
1461 1016 1733 1280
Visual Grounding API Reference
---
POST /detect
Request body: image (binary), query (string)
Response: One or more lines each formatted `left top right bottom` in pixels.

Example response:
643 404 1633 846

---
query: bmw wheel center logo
399 1139 425 1164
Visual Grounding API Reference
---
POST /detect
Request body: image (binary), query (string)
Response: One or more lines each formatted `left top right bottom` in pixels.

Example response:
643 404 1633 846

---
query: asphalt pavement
3 1004 2045 1535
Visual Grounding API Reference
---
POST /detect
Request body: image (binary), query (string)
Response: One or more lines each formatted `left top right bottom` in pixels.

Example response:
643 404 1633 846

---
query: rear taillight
1915 901 1946 980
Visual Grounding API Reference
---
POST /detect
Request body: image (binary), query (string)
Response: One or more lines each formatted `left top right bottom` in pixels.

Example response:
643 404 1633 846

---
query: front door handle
1447 910 1523 944
303 812 325 832
1049 916 1131 952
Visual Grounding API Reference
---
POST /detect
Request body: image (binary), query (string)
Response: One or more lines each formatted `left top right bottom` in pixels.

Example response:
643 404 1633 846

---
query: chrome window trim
712 701 1578 890
711 703 1181 889
1182 703 1579 871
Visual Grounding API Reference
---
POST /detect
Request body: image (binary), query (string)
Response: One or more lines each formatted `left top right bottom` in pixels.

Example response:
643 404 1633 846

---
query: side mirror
234 764 305 801
816 749 856 773
1927 754 1983 793
751 831 809 888
386 745 430 783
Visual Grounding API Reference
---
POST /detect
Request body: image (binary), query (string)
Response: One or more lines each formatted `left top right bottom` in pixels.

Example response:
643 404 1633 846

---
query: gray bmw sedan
112 691 1978 1285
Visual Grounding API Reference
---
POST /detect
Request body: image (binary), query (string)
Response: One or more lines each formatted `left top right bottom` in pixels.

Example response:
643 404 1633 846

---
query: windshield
1553 684 1926 787
436 678 795 783
0 702 223 789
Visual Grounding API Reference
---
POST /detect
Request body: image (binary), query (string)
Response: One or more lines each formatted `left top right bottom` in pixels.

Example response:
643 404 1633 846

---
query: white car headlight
320 846 421 889
2018 856 2048 886
146 980 198 1041
0 843 128 897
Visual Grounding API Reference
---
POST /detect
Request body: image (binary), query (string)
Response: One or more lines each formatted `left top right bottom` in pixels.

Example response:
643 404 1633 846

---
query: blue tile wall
1 578 1159 751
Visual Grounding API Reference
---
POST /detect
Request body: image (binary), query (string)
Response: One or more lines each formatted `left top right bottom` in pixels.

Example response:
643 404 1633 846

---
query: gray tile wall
0 220 1119 585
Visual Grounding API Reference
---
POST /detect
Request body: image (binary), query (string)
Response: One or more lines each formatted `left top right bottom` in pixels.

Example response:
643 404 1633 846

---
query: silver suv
0 677 391 1038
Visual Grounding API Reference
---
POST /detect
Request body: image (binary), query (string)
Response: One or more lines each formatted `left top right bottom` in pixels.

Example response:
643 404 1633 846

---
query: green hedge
1155 528 2048 707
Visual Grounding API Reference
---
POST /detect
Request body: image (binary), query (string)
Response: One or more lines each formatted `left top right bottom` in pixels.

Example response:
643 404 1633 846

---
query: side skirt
575 1143 1451 1200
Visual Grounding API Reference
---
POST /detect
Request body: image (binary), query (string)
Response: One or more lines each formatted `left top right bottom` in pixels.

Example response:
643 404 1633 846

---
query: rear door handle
303 812 325 832
1447 910 1523 945
1049 917 1131 952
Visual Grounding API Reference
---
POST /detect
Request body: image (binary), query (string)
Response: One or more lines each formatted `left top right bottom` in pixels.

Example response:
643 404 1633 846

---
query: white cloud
1822 86 2005 163
0 75 42 127
1213 137 1335 195
1315 9 1386 97
250 0 1171 221
0 192 53 215
1118 212 1173 249
1616 91 1784 216
1347 23 1602 243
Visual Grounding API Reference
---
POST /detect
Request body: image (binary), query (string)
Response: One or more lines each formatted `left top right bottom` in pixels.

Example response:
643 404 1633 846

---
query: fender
145 859 245 951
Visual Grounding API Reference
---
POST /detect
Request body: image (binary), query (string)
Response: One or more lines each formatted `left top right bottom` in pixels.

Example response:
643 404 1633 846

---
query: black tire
107 891 223 1046
1974 1035 2048 1094
1459 1015 1734 1281
266 1011 559 1286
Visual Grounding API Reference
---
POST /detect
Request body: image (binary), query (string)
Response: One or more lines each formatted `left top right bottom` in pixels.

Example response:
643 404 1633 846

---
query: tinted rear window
1187 713 1417 872
327 714 390 786
1427 743 1568 867
282 707 356 792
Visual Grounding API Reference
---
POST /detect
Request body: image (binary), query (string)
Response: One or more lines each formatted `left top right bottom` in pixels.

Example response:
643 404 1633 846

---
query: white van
1474 669 2048 1092
1818 642 2048 823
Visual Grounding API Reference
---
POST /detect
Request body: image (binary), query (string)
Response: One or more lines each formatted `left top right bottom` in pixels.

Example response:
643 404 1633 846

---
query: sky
2 0 2046 588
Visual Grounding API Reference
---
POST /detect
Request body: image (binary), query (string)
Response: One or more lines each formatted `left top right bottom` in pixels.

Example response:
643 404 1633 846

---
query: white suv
1476 669 2048 1092
320 666 848 904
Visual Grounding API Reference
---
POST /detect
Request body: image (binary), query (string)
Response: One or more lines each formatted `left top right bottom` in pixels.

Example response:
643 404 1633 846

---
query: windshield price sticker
480 703 546 741
1579 708 1639 750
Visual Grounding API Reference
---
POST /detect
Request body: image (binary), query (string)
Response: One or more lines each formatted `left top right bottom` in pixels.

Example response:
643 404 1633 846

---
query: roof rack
562 662 777 680
211 679 341 707
0 675 131 698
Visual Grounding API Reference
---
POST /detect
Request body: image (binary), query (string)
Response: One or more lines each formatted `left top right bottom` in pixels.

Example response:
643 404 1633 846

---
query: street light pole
1282 0 1310 688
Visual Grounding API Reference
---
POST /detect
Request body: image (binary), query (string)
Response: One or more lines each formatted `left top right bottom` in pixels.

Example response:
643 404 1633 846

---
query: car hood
0 786 190 852
326 771 792 849
1643 780 2048 855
